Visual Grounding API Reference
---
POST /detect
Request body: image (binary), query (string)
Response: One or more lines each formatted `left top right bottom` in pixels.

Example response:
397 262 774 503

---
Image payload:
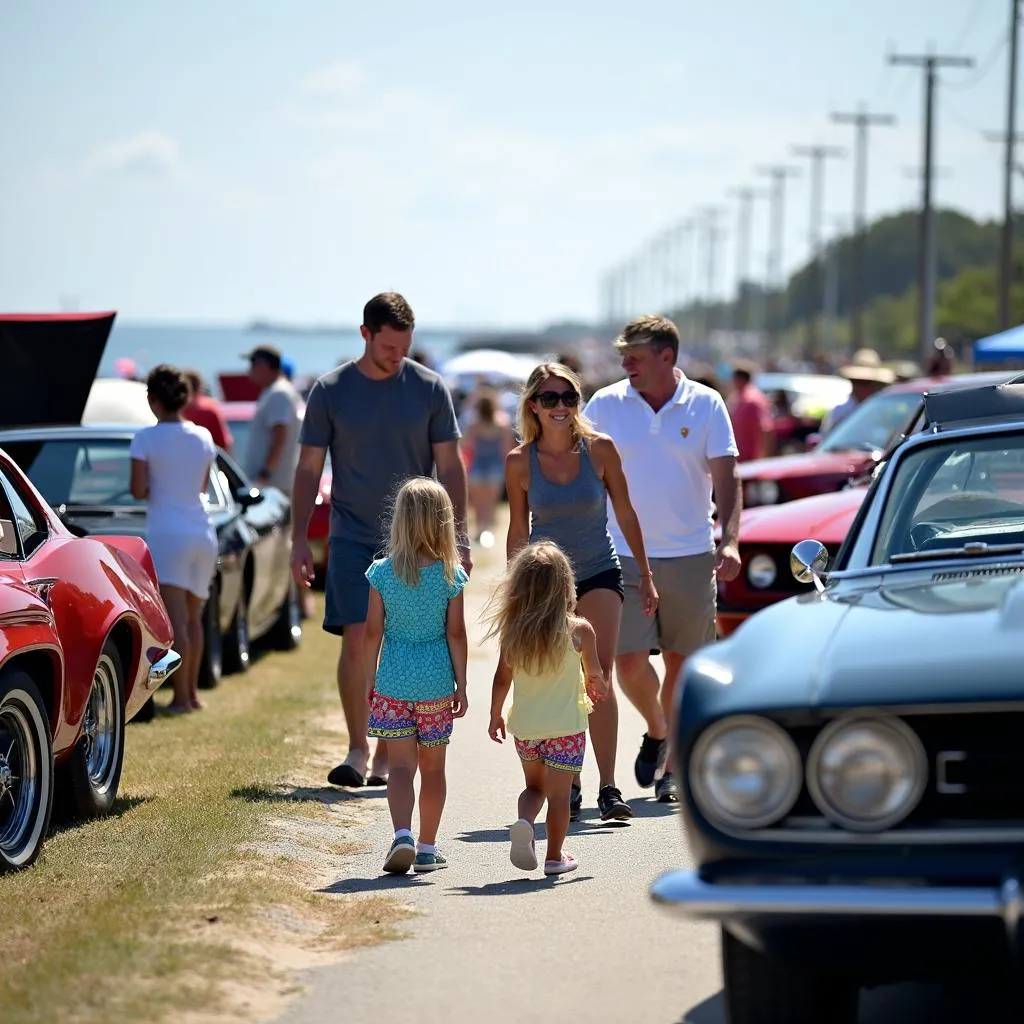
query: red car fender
0 580 66 739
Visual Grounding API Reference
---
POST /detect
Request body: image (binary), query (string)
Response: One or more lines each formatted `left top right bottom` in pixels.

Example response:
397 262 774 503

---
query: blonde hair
516 363 598 448
482 542 575 675
387 477 459 587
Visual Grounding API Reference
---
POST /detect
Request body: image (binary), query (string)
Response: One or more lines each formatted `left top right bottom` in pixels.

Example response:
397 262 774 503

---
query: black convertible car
0 426 301 689
652 375 1024 1022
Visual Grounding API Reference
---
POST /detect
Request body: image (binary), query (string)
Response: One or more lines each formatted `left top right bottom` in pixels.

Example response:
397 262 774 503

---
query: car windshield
818 391 922 453
1 438 219 509
870 432 1024 564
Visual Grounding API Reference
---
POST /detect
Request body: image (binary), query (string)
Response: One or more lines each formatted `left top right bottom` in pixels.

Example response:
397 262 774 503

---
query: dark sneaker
634 733 668 789
413 851 448 873
383 835 415 874
570 782 583 822
597 785 634 821
655 773 680 803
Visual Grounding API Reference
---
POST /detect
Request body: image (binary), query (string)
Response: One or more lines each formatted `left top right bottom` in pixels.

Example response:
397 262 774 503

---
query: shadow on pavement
318 875 434 894
230 784 387 805
446 875 595 896
624 797 681 818
678 980 1012 1023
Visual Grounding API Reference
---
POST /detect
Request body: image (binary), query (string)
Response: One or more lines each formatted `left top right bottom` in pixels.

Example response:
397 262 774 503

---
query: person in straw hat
820 348 895 435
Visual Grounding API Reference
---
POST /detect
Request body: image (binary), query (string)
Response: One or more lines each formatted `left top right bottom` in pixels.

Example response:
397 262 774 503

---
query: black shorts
575 566 624 602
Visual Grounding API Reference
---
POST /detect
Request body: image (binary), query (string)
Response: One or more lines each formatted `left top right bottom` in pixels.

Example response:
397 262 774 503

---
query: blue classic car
652 375 1024 1022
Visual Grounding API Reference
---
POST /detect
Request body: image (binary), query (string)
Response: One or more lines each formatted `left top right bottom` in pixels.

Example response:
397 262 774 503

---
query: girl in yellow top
486 542 607 876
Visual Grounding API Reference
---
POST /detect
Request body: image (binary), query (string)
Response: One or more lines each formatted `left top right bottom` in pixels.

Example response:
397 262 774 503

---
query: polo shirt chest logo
679 427 690 438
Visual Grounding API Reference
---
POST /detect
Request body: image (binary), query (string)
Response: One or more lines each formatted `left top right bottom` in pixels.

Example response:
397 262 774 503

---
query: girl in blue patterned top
365 476 470 874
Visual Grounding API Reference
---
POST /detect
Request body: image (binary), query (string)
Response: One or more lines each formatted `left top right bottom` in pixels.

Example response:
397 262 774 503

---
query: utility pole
728 187 770 333
888 50 975 364
699 206 727 338
791 143 846 357
830 105 897 354
756 164 801 348
671 218 695 321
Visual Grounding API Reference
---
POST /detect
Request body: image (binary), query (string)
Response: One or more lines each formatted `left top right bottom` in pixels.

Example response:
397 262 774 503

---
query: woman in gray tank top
505 362 658 824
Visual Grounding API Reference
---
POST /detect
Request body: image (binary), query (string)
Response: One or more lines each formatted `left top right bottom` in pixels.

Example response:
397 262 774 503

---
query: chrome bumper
148 650 182 689
651 869 1024 939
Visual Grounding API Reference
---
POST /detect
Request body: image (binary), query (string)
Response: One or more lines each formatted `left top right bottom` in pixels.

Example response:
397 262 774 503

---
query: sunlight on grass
1 597 411 1024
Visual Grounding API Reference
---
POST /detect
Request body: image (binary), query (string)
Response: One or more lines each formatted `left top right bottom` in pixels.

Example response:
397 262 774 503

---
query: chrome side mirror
791 539 829 592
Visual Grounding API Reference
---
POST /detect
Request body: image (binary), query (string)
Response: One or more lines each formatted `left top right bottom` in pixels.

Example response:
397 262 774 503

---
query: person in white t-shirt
241 345 303 496
584 315 741 803
130 365 219 714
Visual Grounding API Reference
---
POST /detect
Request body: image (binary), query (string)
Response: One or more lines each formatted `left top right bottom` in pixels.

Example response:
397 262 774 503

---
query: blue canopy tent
973 323 1024 364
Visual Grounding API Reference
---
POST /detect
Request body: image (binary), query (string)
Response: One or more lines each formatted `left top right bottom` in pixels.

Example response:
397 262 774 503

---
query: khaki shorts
618 553 717 657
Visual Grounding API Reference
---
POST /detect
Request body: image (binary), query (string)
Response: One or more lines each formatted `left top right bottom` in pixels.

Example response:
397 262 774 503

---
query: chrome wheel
0 675 52 871
0 705 37 854
83 654 119 793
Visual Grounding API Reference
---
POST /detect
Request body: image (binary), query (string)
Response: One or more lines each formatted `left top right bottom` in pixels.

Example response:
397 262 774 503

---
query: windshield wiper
890 542 1024 564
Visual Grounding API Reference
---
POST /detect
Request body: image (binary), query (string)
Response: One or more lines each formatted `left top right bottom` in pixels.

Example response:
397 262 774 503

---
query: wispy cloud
297 59 365 100
84 130 184 179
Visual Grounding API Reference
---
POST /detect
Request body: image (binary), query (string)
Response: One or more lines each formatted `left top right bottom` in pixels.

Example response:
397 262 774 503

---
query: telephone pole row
888 50 975 364
830 106 897 354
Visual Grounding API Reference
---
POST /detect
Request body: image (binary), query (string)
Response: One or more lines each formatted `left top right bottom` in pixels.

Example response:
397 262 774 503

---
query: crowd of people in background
125 296 966 873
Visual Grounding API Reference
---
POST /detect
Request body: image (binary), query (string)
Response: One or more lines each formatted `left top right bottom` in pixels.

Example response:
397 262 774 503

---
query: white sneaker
509 819 538 870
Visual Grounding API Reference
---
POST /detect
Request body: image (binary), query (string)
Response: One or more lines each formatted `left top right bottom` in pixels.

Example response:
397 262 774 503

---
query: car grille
905 711 1024 825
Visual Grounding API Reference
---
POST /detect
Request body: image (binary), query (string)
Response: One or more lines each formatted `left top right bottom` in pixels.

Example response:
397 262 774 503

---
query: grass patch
0 597 411 1024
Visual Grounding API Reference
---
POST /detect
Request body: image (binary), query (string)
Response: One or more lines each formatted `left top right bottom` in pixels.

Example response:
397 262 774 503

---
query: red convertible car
0 312 181 872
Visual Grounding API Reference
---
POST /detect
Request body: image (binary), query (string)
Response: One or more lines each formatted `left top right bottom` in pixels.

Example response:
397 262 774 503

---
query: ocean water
100 322 465 389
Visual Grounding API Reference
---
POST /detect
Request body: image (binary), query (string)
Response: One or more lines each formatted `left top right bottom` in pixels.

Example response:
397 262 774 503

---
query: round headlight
747 553 777 589
690 716 802 830
807 716 926 832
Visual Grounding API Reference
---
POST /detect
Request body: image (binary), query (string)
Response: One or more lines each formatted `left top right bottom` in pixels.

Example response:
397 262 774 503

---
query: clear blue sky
0 0 1015 327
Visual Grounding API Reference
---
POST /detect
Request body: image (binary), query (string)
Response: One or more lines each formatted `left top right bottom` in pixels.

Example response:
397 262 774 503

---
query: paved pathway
275 544 995 1024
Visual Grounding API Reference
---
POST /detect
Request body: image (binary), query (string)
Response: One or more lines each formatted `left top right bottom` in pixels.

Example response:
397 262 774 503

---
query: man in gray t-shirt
290 292 470 790
240 345 302 496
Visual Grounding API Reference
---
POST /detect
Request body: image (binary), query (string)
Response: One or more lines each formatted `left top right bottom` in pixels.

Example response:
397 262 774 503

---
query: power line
830 106 897 353
888 49 976 362
946 32 1009 90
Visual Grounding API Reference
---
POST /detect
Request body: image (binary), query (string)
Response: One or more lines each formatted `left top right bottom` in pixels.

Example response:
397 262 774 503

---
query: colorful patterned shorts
368 692 453 747
514 732 587 773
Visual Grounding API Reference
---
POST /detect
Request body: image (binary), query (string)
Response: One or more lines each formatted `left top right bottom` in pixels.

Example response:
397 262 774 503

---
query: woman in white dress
130 365 218 713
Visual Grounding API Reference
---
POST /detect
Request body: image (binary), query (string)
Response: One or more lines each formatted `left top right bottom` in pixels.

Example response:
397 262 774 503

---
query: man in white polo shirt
584 315 741 803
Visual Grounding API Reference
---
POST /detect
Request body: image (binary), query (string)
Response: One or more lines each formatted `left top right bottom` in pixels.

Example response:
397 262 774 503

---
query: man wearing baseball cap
240 344 302 495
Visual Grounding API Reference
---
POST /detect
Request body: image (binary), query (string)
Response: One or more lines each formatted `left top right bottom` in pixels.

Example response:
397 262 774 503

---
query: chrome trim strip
148 650 182 689
712 822 1024 844
650 869 1016 922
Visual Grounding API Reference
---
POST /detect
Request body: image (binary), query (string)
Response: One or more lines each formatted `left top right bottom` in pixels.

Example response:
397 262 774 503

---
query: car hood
731 486 868 546
0 312 116 428
738 448 874 482
697 569 1024 716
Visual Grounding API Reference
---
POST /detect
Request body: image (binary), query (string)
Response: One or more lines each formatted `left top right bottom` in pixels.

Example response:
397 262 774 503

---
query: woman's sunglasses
534 389 580 409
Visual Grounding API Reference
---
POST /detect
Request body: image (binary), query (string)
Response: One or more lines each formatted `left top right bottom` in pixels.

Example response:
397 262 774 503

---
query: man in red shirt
183 370 234 453
727 361 775 462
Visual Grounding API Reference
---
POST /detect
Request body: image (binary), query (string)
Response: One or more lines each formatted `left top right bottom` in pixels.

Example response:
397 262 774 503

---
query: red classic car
0 311 181 871
720 368 1024 635
738 371 1013 508
717 484 867 636
220 398 332 581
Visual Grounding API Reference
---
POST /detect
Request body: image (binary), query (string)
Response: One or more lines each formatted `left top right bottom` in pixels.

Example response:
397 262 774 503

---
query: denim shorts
323 537 381 635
